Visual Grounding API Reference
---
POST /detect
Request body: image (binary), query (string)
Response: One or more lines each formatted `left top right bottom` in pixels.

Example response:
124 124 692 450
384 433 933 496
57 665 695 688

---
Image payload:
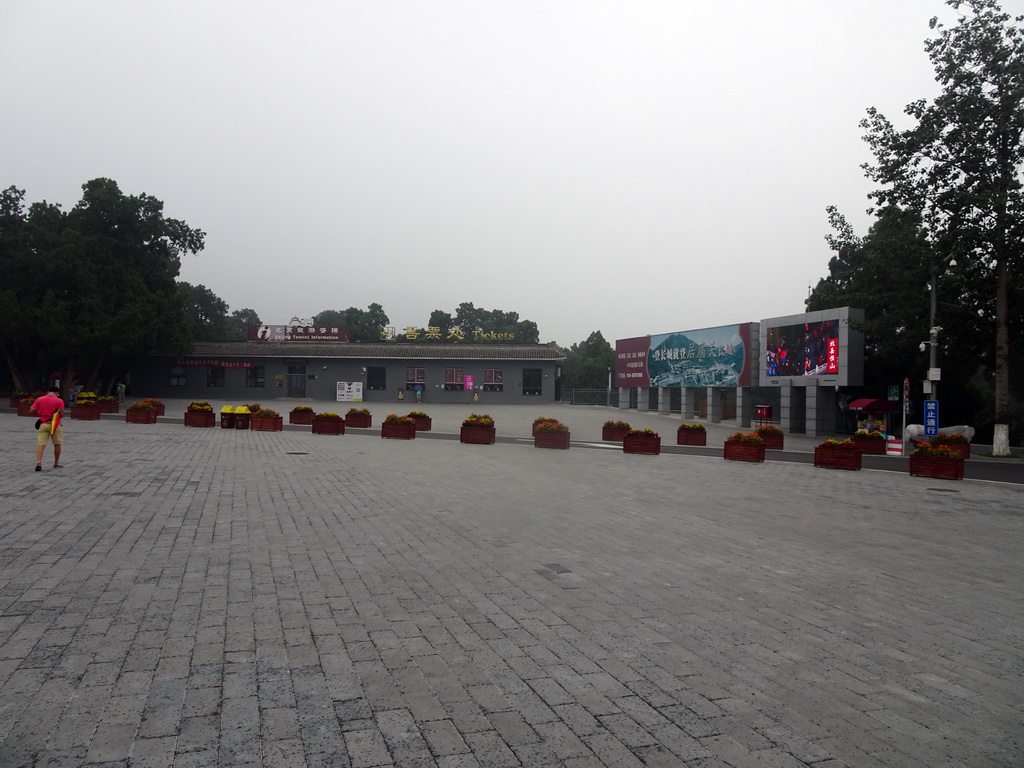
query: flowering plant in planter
603 420 630 429
144 398 164 406
384 413 414 425
755 424 783 437
253 408 280 418
935 432 969 444
76 391 98 402
463 413 495 427
912 442 960 458
315 412 342 419
346 407 371 417
534 416 559 427
534 420 568 433
188 401 213 412
627 428 658 437
726 432 765 444
97 395 116 402
127 401 154 411
818 438 857 449
678 423 705 431
406 410 428 418
292 405 313 412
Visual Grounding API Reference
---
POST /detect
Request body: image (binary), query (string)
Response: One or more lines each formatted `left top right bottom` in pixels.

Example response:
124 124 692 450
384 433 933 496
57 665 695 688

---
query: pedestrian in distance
116 380 126 403
31 386 65 471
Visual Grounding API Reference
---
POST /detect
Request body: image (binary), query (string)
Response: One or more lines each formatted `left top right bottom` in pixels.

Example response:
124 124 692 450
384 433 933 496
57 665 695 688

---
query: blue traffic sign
924 400 939 436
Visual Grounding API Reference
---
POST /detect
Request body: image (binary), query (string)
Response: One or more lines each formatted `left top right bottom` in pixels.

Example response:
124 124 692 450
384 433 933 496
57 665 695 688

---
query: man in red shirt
31 386 65 471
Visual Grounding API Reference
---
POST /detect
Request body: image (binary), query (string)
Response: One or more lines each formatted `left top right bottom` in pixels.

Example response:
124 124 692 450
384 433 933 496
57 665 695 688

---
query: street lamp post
606 367 612 407
923 256 956 411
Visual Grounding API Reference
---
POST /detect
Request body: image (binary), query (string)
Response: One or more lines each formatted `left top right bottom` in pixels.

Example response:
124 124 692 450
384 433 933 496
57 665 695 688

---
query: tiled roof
189 341 565 361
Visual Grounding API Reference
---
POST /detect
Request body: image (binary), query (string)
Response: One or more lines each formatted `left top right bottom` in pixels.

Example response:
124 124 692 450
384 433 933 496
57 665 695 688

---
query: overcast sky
3 1 1001 346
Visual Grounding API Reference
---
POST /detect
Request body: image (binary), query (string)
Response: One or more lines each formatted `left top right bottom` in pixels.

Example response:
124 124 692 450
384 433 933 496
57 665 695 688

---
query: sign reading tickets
615 324 752 389
336 381 363 402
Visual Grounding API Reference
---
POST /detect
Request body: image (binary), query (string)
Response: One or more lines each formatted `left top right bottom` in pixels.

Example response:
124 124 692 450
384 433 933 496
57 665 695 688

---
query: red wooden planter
852 436 886 455
346 414 372 429
676 428 707 446
933 441 970 459
381 422 416 439
97 400 119 414
289 410 315 425
125 409 157 424
623 435 661 455
759 433 784 450
409 416 432 431
251 416 283 432
144 402 166 416
724 442 766 462
534 431 570 449
909 455 964 480
602 426 629 441
460 425 496 444
17 401 35 417
72 404 101 421
312 418 345 435
813 446 862 471
184 410 216 428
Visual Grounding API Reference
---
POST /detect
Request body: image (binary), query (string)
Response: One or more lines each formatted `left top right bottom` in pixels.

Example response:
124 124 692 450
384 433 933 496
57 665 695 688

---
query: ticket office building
130 342 565 404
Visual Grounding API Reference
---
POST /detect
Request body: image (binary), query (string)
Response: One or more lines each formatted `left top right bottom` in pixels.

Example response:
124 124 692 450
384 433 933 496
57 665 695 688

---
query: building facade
129 341 565 404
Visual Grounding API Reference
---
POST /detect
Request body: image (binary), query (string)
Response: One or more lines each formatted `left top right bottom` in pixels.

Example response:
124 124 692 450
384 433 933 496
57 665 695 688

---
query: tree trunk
992 253 1010 456
0 342 30 392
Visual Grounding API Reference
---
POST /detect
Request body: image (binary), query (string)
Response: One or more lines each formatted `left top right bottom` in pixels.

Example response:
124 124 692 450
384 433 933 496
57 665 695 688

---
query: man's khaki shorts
37 423 63 446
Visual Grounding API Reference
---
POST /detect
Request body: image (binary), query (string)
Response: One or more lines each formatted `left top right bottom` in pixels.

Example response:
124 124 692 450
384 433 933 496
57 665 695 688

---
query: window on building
522 368 542 396
170 365 187 387
407 367 425 383
245 366 265 388
207 366 225 387
483 368 503 392
444 367 465 391
367 366 387 390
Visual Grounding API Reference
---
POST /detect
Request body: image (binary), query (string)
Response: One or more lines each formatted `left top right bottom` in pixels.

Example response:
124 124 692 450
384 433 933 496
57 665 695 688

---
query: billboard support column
618 387 630 411
779 382 797 432
736 387 753 429
637 387 650 412
681 388 696 420
658 387 671 415
804 385 835 437
706 387 722 423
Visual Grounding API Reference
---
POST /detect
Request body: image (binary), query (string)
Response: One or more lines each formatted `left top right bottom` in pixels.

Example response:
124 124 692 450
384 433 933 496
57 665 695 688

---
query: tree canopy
857 0 1024 453
0 179 205 395
561 331 615 389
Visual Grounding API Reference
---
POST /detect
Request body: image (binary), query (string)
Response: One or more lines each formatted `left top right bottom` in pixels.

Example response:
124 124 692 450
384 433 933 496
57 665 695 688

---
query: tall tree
562 331 615 388
859 0 1024 454
178 282 229 341
225 308 261 341
312 304 390 342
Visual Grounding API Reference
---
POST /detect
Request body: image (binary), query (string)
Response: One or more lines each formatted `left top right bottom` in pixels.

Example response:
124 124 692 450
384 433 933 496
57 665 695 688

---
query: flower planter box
184 410 216 428
759 433 784 450
220 413 236 429
852 436 886 455
909 455 964 480
145 403 166 416
289 410 315 425
234 413 251 430
813 446 862 471
409 415 432 432
251 416 284 432
602 426 629 441
534 431 570 449
724 442 765 463
125 409 157 424
933 441 970 459
346 414 372 429
676 428 707 446
97 400 119 414
381 422 416 439
17 401 34 417
312 418 345 435
623 435 661 455
460 425 496 445
72 404 101 421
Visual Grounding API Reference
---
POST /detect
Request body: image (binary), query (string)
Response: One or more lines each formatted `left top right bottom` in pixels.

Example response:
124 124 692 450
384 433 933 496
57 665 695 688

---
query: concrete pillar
681 388 696 420
736 387 754 429
658 387 671 415
618 387 630 411
706 387 721 423
779 383 804 433
804 386 836 437
637 387 650 412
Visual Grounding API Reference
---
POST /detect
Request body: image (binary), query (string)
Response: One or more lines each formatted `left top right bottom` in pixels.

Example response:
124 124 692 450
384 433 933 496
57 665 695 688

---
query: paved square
0 411 1021 766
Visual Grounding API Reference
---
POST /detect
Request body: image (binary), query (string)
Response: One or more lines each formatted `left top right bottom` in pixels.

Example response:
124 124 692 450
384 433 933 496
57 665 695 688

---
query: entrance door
287 365 306 397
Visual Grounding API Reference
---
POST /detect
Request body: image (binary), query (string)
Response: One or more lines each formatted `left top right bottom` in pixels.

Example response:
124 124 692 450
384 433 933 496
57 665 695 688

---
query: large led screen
764 319 839 376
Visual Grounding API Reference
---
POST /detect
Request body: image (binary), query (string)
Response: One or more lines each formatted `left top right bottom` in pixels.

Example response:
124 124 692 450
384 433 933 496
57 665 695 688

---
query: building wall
128 357 561 405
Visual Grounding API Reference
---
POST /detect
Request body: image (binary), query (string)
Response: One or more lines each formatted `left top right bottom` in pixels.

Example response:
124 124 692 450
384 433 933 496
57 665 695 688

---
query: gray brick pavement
0 410 1021 767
